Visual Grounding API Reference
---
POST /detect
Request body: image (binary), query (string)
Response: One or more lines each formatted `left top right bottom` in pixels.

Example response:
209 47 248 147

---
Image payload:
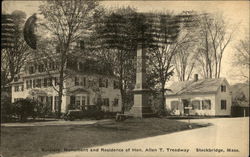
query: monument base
129 106 155 118
128 89 156 118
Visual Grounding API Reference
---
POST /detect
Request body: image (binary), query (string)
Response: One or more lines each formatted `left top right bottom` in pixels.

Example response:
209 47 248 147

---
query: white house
165 74 232 116
11 55 122 113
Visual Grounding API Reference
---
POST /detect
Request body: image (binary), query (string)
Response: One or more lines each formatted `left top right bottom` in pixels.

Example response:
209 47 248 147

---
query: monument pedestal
129 89 154 118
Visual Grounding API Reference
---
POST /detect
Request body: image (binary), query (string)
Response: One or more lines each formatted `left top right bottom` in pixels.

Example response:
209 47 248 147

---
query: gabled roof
166 78 228 96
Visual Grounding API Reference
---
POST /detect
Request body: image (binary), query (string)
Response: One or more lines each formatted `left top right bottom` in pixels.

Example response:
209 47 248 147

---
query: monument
129 43 154 118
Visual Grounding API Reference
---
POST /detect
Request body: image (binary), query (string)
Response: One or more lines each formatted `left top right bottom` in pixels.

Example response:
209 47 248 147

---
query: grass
0 118 209 157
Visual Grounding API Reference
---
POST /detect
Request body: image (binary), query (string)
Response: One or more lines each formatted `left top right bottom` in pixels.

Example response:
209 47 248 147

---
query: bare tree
38 0 99 117
196 13 234 78
173 13 199 81
233 34 249 81
1 10 30 89
147 12 194 115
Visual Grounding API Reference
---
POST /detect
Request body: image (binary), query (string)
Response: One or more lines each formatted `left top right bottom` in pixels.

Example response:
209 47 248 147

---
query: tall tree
196 13 234 78
173 12 199 81
233 34 249 81
146 12 195 115
38 0 99 117
1 10 30 89
89 7 139 113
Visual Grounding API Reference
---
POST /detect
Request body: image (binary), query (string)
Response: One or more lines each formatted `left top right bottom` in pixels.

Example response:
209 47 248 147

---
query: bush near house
2 98 52 122
12 99 36 122
1 96 16 122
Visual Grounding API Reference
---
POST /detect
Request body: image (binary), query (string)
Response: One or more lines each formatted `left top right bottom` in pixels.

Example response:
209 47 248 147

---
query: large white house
165 74 232 116
11 55 122 113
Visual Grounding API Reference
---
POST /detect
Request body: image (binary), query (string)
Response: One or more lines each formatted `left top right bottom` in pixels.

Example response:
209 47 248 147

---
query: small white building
165 75 232 116
11 56 122 113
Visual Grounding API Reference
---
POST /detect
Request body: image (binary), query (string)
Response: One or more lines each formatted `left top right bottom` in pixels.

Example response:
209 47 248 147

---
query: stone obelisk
129 43 153 118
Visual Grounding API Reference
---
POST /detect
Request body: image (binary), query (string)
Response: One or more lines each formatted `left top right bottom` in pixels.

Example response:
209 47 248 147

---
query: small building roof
166 78 228 96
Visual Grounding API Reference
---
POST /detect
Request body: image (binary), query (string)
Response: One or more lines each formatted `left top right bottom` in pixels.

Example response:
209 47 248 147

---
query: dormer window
221 85 226 92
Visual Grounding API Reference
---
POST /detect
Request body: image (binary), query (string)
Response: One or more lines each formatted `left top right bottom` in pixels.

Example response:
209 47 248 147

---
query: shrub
33 101 51 119
1 96 15 122
13 99 35 122
9 98 52 122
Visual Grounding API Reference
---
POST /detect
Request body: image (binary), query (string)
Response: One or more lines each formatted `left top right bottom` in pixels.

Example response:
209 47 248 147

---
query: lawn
0 118 208 157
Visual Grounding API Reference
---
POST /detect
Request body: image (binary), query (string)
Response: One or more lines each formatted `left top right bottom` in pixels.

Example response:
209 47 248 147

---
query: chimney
194 74 198 81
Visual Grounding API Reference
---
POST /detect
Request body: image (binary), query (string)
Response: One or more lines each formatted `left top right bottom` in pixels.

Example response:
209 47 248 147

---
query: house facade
165 75 232 116
11 56 122 113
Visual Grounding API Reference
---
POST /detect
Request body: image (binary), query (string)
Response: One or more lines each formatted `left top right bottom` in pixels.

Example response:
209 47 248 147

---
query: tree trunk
57 49 66 118
119 71 125 114
217 57 222 78
57 83 63 118
120 87 125 114
160 82 166 116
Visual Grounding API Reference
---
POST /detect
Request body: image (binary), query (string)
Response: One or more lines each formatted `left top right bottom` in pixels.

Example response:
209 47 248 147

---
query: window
103 98 109 106
221 85 226 92
75 77 80 86
43 78 47 87
47 96 53 111
54 96 59 111
99 78 105 87
29 80 32 88
202 100 211 110
221 100 227 110
170 101 179 110
191 100 201 110
21 85 24 91
33 79 36 88
38 64 45 72
82 96 86 106
97 98 102 106
113 80 119 89
29 66 35 74
81 77 86 86
14 86 19 92
113 98 119 107
48 78 53 86
26 80 30 89
36 79 41 88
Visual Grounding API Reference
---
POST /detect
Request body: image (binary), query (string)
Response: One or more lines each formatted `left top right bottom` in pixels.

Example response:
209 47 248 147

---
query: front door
182 99 190 115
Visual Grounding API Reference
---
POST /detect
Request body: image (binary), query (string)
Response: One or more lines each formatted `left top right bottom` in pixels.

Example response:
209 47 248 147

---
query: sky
2 0 249 85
